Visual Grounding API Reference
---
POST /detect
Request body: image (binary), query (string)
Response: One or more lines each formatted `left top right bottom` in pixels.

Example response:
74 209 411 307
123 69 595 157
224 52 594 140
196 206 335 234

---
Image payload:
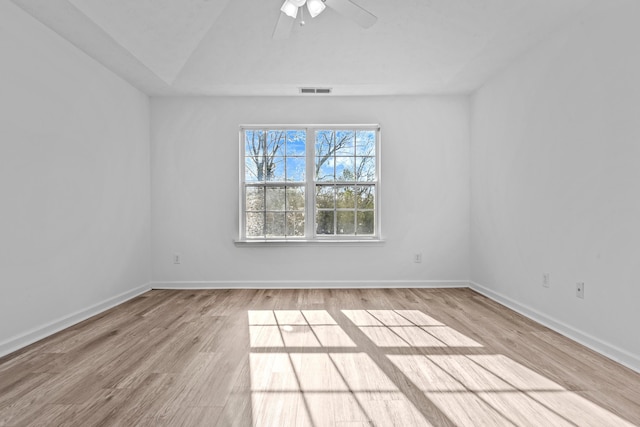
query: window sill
234 238 385 247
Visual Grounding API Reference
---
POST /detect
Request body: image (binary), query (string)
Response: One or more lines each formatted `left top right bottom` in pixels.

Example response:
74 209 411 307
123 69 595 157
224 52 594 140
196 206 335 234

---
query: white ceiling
11 0 594 96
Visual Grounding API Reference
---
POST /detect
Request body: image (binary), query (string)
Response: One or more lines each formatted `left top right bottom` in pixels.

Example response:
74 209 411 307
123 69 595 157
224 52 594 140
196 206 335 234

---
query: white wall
470 0 640 369
151 96 469 286
0 2 151 355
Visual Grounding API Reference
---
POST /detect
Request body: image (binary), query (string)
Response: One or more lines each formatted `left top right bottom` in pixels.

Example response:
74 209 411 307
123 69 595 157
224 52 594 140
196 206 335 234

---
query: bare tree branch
315 131 353 177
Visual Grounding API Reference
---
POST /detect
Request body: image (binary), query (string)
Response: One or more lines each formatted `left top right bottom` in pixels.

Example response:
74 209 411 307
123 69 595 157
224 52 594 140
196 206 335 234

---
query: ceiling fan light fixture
306 0 326 18
281 0 299 18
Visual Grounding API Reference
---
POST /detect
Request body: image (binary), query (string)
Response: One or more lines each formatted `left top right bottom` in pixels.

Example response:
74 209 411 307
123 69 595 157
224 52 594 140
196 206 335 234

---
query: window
239 125 380 242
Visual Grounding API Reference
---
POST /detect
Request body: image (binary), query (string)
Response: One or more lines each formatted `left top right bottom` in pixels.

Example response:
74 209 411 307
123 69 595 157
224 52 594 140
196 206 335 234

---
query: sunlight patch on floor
247 309 634 427
389 353 636 427
250 352 431 426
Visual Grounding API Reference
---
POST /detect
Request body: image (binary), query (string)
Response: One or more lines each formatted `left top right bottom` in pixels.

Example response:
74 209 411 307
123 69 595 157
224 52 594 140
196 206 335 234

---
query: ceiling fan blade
273 11 295 39
324 0 377 28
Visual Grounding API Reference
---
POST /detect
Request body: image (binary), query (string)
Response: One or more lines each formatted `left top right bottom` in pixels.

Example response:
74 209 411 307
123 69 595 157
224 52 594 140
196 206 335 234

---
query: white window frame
238 125 382 243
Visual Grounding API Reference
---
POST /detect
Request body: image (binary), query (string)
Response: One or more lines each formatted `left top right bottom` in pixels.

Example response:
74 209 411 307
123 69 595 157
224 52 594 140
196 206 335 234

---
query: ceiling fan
273 0 377 39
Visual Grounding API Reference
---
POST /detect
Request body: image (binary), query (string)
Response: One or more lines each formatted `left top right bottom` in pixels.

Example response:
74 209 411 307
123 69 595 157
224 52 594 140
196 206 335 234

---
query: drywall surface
470 0 640 366
0 2 151 352
151 96 469 285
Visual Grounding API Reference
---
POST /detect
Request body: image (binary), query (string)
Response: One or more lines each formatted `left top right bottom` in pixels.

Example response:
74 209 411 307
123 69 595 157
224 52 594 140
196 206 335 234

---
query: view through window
240 126 380 241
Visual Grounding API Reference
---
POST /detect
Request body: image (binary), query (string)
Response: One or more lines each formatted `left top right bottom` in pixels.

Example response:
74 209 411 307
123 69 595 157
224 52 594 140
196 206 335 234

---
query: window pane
286 157 305 182
337 211 355 235
356 186 375 210
246 186 265 211
356 211 374 235
335 131 355 156
245 130 265 157
267 130 286 157
286 212 305 236
336 157 355 181
286 187 305 211
286 130 306 156
315 130 334 157
316 211 334 235
245 157 263 182
316 186 335 209
266 187 285 211
265 157 285 181
356 130 376 155
356 156 376 181
336 186 355 209
266 212 286 237
316 157 335 181
246 212 265 237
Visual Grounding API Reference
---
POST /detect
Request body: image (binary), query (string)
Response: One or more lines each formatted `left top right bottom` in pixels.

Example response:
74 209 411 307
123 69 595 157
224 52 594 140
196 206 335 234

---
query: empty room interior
1 0 640 425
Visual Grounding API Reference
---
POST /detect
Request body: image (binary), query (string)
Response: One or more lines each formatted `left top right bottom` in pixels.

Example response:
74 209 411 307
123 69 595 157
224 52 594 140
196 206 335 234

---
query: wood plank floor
1 288 639 426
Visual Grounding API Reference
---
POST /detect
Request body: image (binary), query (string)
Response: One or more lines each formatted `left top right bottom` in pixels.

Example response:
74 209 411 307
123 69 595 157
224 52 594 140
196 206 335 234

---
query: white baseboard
469 281 640 374
150 280 470 290
0 283 151 359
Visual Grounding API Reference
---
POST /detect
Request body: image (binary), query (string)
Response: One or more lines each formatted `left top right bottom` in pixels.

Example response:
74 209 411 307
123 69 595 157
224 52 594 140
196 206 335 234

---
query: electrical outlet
543 273 550 288
173 253 181 265
576 282 584 299
413 253 422 263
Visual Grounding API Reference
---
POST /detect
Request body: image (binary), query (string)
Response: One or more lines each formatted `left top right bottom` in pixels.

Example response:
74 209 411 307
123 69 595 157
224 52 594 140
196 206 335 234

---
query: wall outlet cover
576 282 584 299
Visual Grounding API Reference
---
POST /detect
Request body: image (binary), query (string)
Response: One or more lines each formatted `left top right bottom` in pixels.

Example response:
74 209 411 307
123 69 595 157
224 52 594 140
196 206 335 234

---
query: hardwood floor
1 288 638 426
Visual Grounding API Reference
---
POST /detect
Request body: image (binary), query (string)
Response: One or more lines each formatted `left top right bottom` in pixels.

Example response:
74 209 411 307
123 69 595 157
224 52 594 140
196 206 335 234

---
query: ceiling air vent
300 87 332 95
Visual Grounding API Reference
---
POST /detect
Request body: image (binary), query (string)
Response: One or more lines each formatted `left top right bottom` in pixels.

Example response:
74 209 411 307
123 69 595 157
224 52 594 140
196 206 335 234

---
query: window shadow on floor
247 308 635 427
